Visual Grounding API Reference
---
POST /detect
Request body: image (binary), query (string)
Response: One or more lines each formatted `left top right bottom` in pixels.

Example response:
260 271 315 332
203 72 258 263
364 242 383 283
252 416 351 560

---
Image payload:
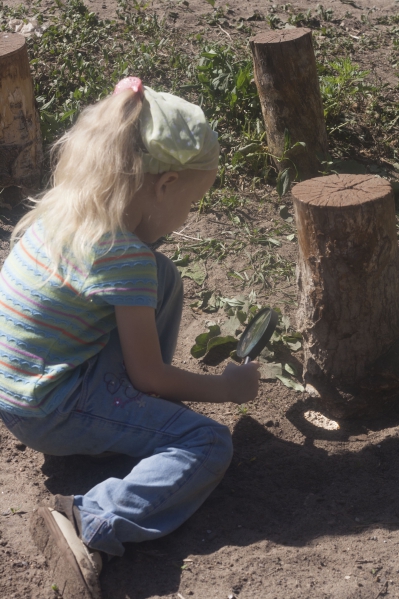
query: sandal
30 496 102 599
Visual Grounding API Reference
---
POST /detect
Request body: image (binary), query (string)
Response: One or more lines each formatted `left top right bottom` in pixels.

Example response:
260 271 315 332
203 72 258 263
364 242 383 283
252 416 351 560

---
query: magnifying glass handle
244 356 251 364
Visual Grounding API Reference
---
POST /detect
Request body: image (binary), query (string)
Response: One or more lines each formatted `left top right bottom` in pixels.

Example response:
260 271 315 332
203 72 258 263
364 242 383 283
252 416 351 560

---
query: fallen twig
374 581 388 599
172 231 202 241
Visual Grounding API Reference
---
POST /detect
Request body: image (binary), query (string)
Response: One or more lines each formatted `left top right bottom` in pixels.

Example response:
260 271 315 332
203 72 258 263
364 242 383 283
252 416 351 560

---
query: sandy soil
2 0 399 598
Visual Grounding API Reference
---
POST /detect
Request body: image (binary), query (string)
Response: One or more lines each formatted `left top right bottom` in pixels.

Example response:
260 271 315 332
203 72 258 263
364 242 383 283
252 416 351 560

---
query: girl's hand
221 361 260 405
116 305 261 404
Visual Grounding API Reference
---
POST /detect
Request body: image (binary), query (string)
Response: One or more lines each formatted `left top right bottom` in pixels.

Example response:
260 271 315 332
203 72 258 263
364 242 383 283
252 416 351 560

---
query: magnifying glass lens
236 307 279 361
239 311 272 356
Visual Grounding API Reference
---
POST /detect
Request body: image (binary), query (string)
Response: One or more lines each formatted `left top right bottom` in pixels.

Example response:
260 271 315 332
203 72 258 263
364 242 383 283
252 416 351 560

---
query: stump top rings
292 174 393 208
0 32 25 60
250 28 311 45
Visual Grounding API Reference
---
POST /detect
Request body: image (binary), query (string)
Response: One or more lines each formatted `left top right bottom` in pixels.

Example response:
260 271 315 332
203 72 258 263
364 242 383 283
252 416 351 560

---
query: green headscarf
140 86 220 174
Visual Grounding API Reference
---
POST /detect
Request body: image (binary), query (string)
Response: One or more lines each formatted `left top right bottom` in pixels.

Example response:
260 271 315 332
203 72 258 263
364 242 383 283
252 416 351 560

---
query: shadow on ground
41 411 399 599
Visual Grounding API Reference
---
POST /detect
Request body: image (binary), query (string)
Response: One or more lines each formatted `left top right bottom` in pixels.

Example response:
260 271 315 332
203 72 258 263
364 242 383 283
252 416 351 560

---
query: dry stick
265 567 283 577
172 231 203 241
218 24 232 40
374 581 388 599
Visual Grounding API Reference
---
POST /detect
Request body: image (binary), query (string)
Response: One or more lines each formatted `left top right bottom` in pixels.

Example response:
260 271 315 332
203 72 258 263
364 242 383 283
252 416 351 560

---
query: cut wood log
0 32 42 189
293 174 399 418
250 29 328 181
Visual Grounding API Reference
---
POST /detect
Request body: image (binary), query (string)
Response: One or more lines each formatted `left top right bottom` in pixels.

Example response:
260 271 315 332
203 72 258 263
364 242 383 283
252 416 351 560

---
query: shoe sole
30 507 102 599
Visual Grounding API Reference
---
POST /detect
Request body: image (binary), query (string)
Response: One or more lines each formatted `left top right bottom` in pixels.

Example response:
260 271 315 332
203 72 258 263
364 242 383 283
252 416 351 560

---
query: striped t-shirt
0 221 157 417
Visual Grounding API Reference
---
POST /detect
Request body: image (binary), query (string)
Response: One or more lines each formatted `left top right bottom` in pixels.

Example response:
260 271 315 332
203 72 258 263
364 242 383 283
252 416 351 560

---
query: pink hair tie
113 77 144 99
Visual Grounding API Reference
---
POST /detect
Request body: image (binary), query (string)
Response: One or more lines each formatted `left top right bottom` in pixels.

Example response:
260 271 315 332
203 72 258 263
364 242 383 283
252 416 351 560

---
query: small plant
319 57 373 123
274 129 306 198
237 404 249 415
316 4 334 21
195 44 260 126
10 506 21 515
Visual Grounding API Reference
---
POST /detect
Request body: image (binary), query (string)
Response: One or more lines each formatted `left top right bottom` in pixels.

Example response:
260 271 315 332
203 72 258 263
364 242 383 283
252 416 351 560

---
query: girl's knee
207 423 233 475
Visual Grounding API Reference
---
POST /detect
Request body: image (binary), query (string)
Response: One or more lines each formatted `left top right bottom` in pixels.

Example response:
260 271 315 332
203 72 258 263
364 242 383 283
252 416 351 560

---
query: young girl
0 78 260 599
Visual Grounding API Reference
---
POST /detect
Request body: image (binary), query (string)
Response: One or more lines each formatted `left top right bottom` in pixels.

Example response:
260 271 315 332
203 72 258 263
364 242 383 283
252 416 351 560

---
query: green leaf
281 315 290 332
282 332 302 351
283 128 292 152
207 324 221 338
205 292 222 312
221 314 243 337
228 271 245 281
236 69 247 89
259 362 283 380
266 238 281 247
177 261 206 285
203 335 238 365
284 363 298 376
172 254 190 266
237 142 263 155
259 346 275 361
276 374 304 392
191 325 221 358
285 339 302 351
236 310 247 324
276 168 291 198
207 335 237 351
194 332 211 347
193 325 220 347
191 343 207 359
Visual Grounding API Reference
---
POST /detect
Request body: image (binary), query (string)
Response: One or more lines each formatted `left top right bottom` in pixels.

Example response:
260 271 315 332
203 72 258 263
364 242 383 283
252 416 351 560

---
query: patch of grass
198 189 247 215
319 58 373 123
1 0 182 142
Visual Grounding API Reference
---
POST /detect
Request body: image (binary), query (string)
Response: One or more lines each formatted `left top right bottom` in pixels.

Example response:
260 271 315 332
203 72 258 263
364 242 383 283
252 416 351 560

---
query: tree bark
292 174 399 418
250 28 328 181
0 32 42 189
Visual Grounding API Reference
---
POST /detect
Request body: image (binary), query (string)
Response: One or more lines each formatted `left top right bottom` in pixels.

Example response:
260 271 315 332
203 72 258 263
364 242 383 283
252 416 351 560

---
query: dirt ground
3 0 399 598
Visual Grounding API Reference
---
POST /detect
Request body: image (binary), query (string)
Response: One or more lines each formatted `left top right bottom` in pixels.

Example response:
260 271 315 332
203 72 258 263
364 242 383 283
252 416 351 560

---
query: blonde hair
12 90 144 279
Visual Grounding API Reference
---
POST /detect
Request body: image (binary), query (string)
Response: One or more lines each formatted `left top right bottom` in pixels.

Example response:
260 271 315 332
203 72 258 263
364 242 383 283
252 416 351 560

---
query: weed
316 4 334 21
237 404 249 415
193 44 260 129
319 58 372 122
198 189 246 214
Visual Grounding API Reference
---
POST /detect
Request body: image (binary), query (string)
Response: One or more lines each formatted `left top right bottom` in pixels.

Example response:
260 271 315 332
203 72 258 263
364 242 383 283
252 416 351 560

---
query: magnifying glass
236 307 279 364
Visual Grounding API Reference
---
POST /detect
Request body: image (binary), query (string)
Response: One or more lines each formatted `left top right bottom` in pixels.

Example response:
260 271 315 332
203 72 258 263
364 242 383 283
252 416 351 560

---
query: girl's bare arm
115 305 260 405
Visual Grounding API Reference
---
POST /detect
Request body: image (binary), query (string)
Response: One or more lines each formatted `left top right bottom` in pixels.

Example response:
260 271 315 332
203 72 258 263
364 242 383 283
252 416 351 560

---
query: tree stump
249 29 328 181
0 32 42 189
293 174 399 418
